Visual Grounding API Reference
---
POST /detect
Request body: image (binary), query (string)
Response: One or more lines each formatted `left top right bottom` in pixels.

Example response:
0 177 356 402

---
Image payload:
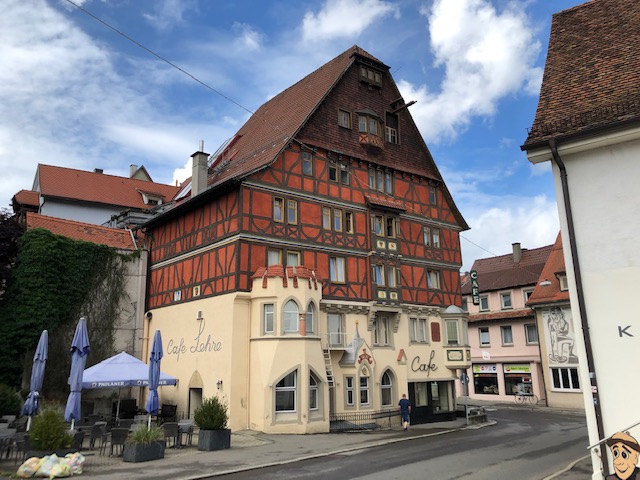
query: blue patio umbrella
145 330 163 429
22 330 49 429
64 317 90 429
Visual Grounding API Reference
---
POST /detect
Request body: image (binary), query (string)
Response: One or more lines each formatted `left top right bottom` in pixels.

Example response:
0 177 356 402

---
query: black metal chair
13 433 31 465
178 420 194 447
71 430 85 451
89 422 108 454
162 422 180 448
158 404 177 424
108 428 129 457
117 419 134 430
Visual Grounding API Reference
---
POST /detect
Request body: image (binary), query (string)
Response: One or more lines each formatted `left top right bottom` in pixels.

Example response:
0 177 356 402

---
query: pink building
461 243 552 403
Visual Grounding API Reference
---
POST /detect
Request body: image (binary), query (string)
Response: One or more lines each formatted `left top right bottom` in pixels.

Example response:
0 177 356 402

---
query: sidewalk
1 405 594 479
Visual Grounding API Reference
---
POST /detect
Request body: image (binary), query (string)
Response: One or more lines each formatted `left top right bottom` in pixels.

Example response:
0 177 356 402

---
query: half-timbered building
142 46 470 433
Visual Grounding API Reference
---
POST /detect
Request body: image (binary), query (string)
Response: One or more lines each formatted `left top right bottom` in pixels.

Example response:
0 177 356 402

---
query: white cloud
301 0 399 43
142 0 197 31
232 23 264 52
400 0 542 143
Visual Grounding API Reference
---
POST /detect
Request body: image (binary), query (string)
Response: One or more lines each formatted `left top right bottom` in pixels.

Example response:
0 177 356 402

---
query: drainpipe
548 138 609 475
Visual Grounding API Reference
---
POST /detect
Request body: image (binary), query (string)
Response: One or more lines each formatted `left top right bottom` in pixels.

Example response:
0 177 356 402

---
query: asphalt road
219 407 588 480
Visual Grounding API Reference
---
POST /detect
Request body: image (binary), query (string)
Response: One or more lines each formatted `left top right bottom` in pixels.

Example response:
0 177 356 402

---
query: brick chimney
512 243 522 263
191 141 209 197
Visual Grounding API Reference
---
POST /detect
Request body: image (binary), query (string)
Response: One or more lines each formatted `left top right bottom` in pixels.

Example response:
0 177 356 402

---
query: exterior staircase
323 349 335 387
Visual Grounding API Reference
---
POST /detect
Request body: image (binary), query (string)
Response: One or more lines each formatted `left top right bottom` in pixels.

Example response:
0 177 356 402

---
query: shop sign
473 364 497 373
410 350 438 375
504 364 530 374
470 270 479 305
167 318 222 362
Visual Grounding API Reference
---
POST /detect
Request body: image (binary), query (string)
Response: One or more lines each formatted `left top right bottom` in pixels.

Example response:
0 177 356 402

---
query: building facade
461 243 551 404
142 46 471 433
527 233 583 410
521 1 640 477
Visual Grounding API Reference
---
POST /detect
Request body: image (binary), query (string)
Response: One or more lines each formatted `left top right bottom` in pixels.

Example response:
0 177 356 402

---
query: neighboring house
461 243 552 403
521 0 640 477
25 212 148 414
527 233 583 410
142 46 470 434
12 164 180 227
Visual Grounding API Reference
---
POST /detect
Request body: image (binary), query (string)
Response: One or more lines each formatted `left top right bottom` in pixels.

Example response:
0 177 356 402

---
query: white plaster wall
551 136 640 477
40 198 121 225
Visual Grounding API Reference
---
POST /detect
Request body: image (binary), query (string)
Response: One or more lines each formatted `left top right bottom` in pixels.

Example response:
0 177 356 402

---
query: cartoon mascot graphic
606 431 640 480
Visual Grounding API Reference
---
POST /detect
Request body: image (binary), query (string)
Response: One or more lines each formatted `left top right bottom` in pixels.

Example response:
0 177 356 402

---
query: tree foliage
0 209 24 301
0 228 130 399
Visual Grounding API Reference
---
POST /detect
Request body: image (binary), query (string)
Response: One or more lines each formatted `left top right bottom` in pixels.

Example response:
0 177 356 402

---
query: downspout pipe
548 138 609 475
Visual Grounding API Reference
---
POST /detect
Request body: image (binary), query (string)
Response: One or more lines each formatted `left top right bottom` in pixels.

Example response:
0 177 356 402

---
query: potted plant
28 405 74 457
122 426 166 463
194 396 230 451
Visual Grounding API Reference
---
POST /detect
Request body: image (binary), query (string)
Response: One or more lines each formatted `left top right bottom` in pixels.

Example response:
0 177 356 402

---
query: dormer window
556 272 569 291
359 65 382 87
139 191 163 206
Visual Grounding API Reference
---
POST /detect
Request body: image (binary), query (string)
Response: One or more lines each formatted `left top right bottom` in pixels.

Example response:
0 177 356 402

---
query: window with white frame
500 292 513 309
273 197 284 222
423 226 440 248
275 370 296 412
385 217 397 238
309 373 319 410
551 367 580 391
373 316 390 346
479 327 490 346
445 320 459 345
263 304 275 334
479 295 489 311
372 264 385 286
372 215 384 236
287 251 300 267
429 186 437 205
287 200 298 224
330 257 345 283
338 109 351 129
333 208 343 231
381 371 393 407
345 376 354 406
328 313 344 347
410 318 428 343
267 248 282 266
387 266 399 288
525 324 538 344
523 288 534 303
501 325 513 345
302 151 313 176
322 207 331 229
359 375 370 406
305 302 315 334
427 270 440 289
283 300 299 333
345 212 354 234
558 274 569 291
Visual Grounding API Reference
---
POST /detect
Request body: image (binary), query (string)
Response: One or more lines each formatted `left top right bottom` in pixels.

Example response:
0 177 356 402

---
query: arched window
381 370 393 407
283 300 299 333
309 372 319 411
306 302 316 334
275 370 297 412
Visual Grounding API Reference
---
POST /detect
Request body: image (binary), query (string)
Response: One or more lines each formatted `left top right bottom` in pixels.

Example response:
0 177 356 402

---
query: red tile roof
527 233 569 305
12 190 39 208
468 308 535 323
26 212 138 250
252 265 323 290
523 0 640 147
36 164 180 210
364 193 406 211
461 244 553 294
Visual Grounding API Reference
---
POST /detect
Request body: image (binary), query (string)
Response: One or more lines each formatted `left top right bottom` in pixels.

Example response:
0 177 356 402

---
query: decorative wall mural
543 307 578 365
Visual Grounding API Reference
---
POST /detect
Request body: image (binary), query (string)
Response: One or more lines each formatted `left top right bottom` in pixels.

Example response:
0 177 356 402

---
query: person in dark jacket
398 394 411 430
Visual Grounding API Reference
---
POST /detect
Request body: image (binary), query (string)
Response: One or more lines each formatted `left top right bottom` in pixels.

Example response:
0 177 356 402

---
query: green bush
194 396 228 430
127 425 164 445
29 405 72 451
0 383 21 416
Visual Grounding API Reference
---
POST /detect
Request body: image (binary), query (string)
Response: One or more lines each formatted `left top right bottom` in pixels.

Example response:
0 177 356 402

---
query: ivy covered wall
0 228 130 400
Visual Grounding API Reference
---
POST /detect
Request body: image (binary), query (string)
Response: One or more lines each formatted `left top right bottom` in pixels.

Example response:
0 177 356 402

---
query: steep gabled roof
26 212 138 250
34 164 180 210
462 244 553 294
523 0 640 148
527 233 569 305
204 46 381 190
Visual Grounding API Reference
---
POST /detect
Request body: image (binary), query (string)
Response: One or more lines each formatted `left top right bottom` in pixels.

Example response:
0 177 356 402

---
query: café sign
411 350 438 376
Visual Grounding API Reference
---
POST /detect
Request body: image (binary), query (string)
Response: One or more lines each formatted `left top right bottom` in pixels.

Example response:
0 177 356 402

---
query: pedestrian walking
399 393 411 430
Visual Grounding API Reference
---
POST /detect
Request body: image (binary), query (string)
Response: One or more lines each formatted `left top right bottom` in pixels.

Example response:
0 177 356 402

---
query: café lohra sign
167 318 222 362
411 350 438 375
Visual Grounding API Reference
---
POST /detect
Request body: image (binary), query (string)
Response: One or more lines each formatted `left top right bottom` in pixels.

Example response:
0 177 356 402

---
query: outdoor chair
178 420 194 447
158 404 177 424
117 419 134 430
162 422 180 448
13 434 30 465
87 414 102 426
89 422 108 454
0 437 13 462
108 428 129 457
71 430 85 451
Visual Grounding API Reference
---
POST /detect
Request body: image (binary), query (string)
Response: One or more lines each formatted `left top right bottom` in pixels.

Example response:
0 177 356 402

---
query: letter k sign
618 325 633 337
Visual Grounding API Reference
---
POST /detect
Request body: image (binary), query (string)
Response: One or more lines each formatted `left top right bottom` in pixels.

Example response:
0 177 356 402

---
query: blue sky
0 0 586 271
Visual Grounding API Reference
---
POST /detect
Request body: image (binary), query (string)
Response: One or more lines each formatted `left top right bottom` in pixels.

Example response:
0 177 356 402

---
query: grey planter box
122 440 166 463
197 429 231 451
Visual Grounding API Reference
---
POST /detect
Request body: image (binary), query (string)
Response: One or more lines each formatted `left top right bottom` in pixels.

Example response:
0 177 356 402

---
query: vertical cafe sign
470 270 480 305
